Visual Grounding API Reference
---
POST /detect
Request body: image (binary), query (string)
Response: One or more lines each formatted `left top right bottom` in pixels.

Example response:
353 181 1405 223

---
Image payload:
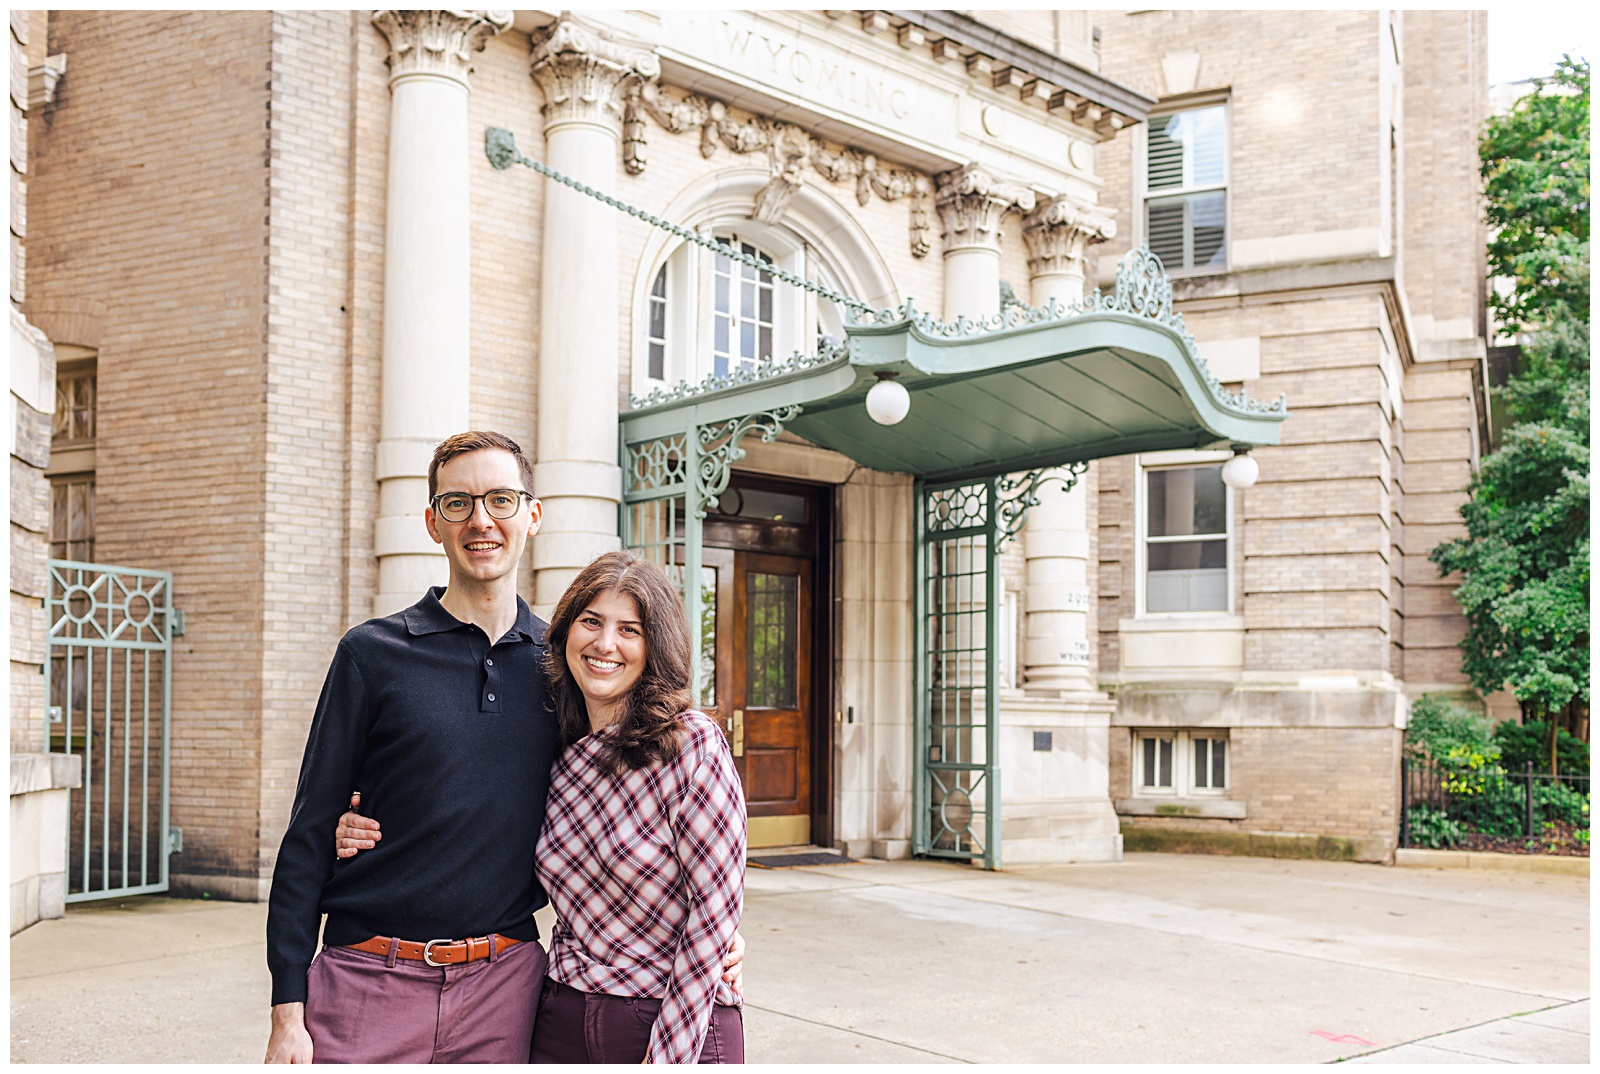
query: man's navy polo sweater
266 588 561 1006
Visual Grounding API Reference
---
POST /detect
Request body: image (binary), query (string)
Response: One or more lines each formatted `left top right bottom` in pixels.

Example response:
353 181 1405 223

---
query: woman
529 550 746 1064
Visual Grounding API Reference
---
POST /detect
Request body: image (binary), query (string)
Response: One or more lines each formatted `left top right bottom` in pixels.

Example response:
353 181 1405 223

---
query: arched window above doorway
631 216 855 396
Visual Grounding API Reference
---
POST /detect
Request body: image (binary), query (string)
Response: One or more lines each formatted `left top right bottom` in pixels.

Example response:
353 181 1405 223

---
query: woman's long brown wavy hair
543 550 695 772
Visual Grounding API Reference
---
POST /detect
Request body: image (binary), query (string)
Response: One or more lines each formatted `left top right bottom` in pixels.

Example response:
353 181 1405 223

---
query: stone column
370 10 510 616
1020 196 1117 693
1022 194 1116 310
934 163 1034 322
528 18 658 614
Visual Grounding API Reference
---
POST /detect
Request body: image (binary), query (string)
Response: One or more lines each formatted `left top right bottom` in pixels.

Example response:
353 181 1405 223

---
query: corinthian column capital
529 16 661 135
1022 195 1118 278
934 163 1037 253
371 10 512 89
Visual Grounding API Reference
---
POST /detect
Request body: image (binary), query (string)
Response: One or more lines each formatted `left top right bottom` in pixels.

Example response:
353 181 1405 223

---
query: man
265 431 739 1064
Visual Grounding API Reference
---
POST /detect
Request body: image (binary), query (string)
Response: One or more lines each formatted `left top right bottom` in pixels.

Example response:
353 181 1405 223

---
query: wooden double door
695 479 828 849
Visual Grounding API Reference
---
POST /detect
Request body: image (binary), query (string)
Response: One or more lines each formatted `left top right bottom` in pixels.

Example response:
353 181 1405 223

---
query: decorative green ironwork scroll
620 408 802 704
995 463 1090 548
695 406 802 513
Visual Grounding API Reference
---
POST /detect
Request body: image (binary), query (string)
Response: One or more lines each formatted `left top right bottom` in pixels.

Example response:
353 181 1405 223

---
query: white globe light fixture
1221 448 1259 490
865 371 911 426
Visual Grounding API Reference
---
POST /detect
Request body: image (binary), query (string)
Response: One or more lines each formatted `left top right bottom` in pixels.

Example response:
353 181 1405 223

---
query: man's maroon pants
303 938 547 1063
528 974 745 1064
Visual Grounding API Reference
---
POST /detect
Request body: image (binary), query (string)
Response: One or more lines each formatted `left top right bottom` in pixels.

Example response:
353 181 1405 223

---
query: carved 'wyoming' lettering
861 78 883 114
762 35 786 72
815 59 844 98
721 21 752 56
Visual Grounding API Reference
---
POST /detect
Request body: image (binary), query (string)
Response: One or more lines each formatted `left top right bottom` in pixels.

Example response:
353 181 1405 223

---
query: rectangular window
1136 731 1228 795
50 474 95 563
1145 105 1227 271
746 571 798 709
1192 735 1228 790
54 368 98 444
1145 464 1229 613
49 362 97 564
646 265 668 381
711 237 775 380
1139 734 1176 792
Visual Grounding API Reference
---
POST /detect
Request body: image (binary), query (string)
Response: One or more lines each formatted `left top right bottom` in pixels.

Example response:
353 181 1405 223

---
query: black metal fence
1401 756 1590 851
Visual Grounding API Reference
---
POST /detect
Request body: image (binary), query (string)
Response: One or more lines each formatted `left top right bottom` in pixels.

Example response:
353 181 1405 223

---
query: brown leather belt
345 933 522 967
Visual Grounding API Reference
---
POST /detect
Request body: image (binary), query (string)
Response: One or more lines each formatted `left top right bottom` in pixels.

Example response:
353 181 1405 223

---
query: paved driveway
10 853 1588 1063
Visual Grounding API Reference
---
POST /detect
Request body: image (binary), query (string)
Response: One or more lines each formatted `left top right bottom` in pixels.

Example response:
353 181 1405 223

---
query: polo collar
404 586 544 644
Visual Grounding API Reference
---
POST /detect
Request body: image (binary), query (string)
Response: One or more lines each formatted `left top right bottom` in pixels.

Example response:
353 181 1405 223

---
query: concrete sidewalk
9 853 1589 1063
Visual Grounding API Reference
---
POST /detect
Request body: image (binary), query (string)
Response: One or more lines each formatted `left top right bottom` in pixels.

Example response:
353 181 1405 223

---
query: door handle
731 708 745 757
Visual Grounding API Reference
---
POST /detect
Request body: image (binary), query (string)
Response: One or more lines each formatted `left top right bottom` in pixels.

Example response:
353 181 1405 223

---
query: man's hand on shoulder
335 791 381 858
265 1002 312 1063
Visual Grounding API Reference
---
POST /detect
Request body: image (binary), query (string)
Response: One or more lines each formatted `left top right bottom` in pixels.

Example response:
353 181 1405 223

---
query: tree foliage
1481 56 1589 333
1430 57 1591 771
1433 423 1591 712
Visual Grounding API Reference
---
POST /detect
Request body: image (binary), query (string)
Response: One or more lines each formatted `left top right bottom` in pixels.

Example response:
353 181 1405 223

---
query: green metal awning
488 129 1291 874
620 250 1287 482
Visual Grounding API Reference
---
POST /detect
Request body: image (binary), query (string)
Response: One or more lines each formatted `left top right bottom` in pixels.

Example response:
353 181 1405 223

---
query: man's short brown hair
428 431 535 500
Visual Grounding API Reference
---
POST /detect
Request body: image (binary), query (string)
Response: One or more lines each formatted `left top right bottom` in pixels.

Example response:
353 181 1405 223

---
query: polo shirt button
486 658 494 666
487 693 496 702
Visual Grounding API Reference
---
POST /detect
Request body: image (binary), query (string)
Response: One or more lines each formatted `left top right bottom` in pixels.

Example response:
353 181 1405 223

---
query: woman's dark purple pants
528 974 745 1064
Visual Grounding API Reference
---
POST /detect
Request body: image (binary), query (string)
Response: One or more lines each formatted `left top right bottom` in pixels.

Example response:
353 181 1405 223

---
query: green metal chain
485 127 876 317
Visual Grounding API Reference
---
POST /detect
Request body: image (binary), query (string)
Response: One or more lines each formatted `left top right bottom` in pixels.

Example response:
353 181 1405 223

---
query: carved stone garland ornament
623 81 934 258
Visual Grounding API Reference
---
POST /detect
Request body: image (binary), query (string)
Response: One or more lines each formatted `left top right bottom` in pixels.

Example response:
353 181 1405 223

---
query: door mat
747 852 858 869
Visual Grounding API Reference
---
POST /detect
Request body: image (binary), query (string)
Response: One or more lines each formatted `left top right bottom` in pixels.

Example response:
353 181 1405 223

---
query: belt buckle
422 938 456 967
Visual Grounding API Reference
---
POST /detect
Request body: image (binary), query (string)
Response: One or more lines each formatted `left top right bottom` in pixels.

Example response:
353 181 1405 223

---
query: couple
264 431 747 1064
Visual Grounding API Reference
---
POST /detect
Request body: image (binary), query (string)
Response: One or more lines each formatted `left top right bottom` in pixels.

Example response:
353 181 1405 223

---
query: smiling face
424 447 541 592
565 587 648 731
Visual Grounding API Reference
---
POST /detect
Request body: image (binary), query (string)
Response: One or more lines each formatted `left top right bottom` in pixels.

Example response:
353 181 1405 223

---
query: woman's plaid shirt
536 710 746 1064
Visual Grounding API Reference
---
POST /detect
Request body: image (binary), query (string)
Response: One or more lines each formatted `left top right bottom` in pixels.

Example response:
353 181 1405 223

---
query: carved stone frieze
371 10 511 88
621 82 935 257
934 163 1036 253
624 81 711 173
1022 194 1118 277
529 16 660 133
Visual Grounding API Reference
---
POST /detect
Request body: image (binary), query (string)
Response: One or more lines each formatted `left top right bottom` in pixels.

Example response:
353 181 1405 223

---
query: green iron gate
913 467 1084 870
44 560 174 901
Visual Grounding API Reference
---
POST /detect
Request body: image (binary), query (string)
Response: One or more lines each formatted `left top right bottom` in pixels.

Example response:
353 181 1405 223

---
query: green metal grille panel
44 560 174 902
915 478 1001 868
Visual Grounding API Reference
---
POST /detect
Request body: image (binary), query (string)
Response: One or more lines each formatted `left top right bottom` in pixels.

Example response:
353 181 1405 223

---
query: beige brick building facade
12 9 1488 908
1091 10 1487 858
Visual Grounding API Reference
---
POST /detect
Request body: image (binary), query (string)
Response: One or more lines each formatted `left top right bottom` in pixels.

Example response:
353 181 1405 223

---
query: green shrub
1406 695 1497 763
1454 774 1528 837
1406 805 1465 848
1534 779 1591 827
1493 719 1591 777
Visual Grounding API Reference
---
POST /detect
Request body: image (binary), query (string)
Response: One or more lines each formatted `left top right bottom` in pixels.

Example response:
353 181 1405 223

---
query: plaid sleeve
647 724 747 1064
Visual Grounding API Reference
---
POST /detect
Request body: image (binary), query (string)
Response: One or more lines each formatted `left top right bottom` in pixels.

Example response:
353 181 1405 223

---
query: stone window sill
1114 796 1246 819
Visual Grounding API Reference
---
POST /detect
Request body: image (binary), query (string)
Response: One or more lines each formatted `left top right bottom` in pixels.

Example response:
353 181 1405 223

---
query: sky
1484 3 1590 84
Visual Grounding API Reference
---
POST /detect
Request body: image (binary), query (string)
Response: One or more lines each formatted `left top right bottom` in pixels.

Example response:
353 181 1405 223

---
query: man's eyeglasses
430 489 533 523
